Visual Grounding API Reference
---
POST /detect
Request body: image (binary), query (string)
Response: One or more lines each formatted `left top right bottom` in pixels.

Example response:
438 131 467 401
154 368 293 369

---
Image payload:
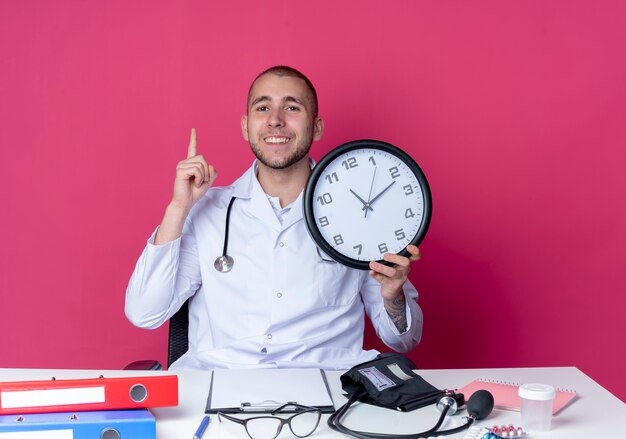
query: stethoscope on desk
213 196 337 273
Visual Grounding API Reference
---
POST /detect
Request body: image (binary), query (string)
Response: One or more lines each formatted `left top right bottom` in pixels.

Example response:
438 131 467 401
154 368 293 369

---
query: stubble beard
250 132 313 170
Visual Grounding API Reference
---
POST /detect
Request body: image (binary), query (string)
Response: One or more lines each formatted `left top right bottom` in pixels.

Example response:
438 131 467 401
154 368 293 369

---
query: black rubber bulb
467 390 495 420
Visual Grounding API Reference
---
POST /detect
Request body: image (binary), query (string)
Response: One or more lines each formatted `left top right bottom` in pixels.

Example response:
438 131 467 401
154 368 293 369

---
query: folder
0 409 155 438
206 368 335 414
0 375 177 415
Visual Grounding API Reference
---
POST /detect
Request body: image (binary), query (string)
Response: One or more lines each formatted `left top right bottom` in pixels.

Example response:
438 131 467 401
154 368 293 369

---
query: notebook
457 379 577 415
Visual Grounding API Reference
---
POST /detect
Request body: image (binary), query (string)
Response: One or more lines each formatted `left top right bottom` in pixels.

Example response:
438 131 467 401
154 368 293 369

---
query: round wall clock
304 139 432 270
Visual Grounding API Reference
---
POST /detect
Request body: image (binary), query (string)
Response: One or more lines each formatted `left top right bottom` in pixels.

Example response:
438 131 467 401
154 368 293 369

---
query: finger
183 156 217 186
404 245 421 261
369 260 397 278
206 164 218 184
369 270 402 292
181 166 204 186
177 163 206 186
382 253 410 268
186 155 210 181
187 128 197 159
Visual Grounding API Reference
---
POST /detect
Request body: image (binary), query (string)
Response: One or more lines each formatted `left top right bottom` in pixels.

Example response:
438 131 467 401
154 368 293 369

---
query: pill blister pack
464 425 528 439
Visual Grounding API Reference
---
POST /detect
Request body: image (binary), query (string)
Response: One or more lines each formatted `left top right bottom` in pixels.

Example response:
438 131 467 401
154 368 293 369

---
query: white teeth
265 137 290 144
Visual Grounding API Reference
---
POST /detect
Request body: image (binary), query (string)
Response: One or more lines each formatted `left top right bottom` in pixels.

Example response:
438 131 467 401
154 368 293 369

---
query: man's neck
257 157 311 208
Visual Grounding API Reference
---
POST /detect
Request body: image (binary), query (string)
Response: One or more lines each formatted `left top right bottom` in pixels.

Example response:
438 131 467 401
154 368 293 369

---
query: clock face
304 140 432 270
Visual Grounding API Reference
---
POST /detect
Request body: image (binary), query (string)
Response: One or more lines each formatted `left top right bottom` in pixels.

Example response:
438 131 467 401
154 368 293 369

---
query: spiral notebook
457 379 577 415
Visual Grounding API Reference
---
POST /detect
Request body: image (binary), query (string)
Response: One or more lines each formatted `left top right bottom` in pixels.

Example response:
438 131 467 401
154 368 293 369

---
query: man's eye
255 106 269 112
286 106 300 111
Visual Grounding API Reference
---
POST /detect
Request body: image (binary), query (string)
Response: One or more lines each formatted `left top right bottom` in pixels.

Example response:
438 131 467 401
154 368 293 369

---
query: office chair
125 300 189 370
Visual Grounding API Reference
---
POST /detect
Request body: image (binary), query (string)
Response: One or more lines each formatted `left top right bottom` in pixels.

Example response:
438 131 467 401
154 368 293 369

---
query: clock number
333 234 344 245
368 156 376 166
395 229 406 240
405 208 415 218
378 243 388 254
324 172 339 184
389 167 400 178
353 244 362 255
317 193 333 205
319 216 329 227
403 184 414 195
341 157 358 170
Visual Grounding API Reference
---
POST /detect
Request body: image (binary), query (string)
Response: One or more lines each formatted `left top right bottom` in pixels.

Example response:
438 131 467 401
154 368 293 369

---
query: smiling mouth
264 136 291 144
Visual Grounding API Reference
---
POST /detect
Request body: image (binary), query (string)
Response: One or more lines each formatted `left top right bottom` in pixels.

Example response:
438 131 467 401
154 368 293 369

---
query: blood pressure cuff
340 353 445 412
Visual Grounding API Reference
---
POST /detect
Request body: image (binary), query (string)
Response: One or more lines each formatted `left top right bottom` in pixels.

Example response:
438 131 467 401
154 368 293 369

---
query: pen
193 415 210 439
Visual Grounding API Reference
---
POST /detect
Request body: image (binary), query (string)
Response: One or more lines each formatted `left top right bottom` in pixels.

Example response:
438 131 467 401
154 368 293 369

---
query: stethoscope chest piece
214 254 234 273
214 196 237 273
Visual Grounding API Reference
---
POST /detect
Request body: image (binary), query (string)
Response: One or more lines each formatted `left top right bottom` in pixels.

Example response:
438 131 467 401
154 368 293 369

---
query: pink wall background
1 1 624 401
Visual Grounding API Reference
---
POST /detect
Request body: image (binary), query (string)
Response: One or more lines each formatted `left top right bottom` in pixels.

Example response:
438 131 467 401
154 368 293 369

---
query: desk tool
218 403 321 439
206 368 334 414
0 409 155 438
193 415 209 439
0 375 178 415
328 354 496 438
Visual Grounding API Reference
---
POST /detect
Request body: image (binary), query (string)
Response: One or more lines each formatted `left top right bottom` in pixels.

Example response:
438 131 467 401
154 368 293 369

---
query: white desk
0 367 623 438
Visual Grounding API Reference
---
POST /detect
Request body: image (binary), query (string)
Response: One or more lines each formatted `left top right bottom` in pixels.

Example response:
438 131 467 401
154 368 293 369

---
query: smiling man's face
241 73 323 170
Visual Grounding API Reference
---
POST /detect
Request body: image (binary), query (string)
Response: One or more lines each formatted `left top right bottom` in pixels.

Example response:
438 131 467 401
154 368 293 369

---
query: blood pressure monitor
304 139 432 270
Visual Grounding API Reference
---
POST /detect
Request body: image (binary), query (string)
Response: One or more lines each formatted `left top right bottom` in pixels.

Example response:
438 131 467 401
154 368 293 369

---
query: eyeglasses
218 403 322 439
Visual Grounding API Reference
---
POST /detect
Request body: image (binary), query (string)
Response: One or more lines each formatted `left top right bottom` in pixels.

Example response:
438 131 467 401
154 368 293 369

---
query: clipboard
205 368 335 414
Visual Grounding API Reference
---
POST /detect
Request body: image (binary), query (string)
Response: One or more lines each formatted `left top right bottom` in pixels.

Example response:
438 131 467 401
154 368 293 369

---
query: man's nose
267 109 285 127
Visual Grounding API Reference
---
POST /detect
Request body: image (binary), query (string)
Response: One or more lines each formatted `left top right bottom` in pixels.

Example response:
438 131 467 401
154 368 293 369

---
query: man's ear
241 115 249 141
313 117 324 141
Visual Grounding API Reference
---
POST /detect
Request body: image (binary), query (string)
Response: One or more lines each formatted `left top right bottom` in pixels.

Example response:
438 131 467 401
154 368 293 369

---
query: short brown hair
247 65 319 118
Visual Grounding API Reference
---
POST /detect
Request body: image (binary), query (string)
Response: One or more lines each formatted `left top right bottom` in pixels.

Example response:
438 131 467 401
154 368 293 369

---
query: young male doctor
125 66 424 370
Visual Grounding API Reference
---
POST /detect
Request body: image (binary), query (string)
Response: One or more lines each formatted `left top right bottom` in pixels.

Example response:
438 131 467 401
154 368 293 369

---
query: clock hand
349 189 373 211
364 180 397 209
364 167 377 218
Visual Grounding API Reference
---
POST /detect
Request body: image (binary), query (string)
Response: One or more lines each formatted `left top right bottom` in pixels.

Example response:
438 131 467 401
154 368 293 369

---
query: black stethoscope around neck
213 196 237 273
215 159 339 273
213 194 335 273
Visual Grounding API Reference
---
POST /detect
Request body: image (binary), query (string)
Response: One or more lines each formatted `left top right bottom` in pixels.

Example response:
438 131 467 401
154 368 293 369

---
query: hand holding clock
369 244 422 332
303 140 430 332
304 139 431 271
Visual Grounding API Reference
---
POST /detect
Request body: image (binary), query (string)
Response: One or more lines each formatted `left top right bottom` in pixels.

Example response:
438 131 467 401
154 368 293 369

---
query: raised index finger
187 128 197 159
